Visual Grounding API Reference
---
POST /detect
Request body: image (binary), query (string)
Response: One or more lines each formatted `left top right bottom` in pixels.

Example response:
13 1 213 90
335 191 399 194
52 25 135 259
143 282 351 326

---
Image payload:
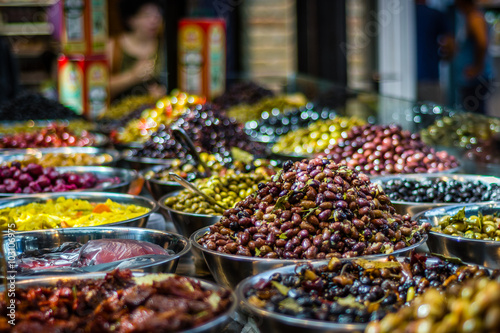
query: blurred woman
107 0 166 101
453 0 493 114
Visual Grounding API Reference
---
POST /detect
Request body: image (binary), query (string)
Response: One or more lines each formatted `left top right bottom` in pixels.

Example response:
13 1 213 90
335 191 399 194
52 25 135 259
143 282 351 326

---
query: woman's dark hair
119 0 163 31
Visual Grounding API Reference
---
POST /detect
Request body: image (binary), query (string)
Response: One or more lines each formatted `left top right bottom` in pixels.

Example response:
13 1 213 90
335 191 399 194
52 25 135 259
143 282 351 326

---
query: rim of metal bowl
371 173 500 206
3 270 236 333
122 149 177 165
0 166 138 197
141 164 186 187
158 191 224 219
190 226 428 263
8 226 191 267
0 147 121 166
235 261 370 331
270 151 314 160
413 202 500 244
0 191 159 229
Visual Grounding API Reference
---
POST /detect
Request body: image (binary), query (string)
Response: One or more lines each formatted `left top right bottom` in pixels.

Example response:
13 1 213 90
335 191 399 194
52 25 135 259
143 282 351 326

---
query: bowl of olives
370 174 500 216
236 253 493 332
413 202 500 269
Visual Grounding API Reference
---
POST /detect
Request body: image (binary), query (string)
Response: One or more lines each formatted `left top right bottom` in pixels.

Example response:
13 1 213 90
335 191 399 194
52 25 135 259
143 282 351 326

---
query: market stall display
0 270 234 332
4 73 500 333
239 254 497 329
320 124 460 175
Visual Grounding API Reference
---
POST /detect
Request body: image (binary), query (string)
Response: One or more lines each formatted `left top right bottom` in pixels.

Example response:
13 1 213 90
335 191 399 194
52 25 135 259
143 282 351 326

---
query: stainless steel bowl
113 141 144 150
0 147 121 167
2 227 190 276
158 191 222 237
370 173 500 216
142 164 183 201
0 191 158 229
413 202 500 269
191 227 428 289
122 150 176 170
236 260 373 333
270 151 312 162
1 272 236 333
0 166 137 197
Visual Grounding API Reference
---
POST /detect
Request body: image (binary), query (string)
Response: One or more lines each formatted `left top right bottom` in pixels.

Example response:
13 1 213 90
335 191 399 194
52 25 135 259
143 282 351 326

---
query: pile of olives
272 117 365 155
366 275 500 333
244 105 337 141
164 172 270 215
420 112 500 149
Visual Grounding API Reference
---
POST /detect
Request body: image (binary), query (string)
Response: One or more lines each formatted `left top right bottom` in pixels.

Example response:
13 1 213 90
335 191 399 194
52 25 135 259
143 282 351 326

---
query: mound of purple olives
197 158 430 259
321 124 459 175
0 162 112 194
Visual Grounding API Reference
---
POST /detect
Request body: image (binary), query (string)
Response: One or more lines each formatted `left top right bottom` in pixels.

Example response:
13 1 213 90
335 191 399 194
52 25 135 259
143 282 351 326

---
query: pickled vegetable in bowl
0 197 150 230
432 207 500 241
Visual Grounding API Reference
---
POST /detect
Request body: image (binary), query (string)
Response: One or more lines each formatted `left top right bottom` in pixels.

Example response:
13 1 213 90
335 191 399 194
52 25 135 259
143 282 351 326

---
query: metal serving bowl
158 191 222 238
413 202 500 269
270 151 312 162
1 272 236 333
236 260 375 333
0 147 121 167
190 227 428 289
113 141 144 150
0 191 158 229
2 227 190 276
142 164 184 201
0 166 138 197
122 150 176 171
370 173 500 216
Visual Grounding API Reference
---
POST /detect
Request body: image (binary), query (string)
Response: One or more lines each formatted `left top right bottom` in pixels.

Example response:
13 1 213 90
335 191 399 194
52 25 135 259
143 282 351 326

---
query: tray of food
0 191 157 230
371 174 500 216
2 227 190 276
0 147 120 167
0 269 236 332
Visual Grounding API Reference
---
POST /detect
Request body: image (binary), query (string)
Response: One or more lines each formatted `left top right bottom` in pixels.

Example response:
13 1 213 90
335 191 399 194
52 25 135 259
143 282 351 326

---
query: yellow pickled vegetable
0 197 150 230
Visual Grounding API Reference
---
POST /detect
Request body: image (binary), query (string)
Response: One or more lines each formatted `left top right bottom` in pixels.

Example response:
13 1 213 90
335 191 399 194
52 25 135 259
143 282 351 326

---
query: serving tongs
171 127 212 178
168 172 227 210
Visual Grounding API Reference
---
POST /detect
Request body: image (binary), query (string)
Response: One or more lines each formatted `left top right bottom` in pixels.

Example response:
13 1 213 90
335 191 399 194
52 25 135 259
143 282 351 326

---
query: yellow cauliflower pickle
0 197 150 230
